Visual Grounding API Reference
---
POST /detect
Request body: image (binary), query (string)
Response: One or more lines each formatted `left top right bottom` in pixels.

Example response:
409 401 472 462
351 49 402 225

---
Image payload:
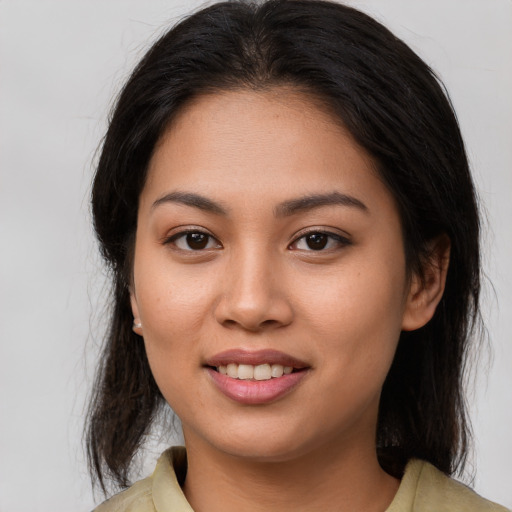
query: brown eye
289 230 351 252
305 233 328 250
186 232 209 250
167 230 221 251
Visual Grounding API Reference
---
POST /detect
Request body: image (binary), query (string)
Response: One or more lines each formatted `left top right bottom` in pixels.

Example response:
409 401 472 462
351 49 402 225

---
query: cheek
133 248 214 334
135 268 212 404
132 264 216 395
301 260 406 365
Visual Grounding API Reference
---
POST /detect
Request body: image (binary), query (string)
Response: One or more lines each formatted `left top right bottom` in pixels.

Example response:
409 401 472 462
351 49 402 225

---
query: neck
182 433 399 512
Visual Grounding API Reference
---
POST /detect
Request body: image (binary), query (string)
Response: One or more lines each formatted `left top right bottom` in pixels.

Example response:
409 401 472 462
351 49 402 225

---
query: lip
204 349 310 405
205 349 309 368
206 367 309 405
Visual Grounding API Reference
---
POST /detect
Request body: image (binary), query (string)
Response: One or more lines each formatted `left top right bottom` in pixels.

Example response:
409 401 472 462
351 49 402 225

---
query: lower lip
206 368 308 405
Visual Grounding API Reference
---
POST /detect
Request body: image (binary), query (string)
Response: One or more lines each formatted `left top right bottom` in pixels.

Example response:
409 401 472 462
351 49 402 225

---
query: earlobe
401 235 450 332
130 289 143 336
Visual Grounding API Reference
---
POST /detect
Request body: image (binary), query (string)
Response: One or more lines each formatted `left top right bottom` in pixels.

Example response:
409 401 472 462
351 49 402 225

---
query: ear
130 288 143 336
401 234 450 331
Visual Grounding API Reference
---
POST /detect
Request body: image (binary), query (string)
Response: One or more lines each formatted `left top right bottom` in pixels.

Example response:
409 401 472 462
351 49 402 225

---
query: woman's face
131 89 424 462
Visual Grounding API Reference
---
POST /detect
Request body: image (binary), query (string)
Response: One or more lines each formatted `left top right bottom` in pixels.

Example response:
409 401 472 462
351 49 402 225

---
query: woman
87 1 508 510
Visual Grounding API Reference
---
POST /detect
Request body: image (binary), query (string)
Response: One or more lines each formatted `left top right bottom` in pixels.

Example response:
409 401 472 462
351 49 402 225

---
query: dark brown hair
87 0 481 493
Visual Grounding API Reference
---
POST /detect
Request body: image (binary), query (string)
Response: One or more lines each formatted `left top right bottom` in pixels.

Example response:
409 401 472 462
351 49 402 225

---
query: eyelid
288 227 352 251
161 226 222 250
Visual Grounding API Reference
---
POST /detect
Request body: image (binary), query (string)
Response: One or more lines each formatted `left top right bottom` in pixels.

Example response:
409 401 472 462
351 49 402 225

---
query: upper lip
205 349 309 369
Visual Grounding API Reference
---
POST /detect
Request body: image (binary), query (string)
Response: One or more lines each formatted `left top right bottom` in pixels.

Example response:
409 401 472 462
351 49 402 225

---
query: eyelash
163 229 221 251
289 230 351 252
163 228 351 253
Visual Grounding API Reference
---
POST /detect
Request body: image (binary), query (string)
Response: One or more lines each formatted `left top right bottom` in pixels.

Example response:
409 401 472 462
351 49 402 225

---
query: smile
205 349 310 405
216 363 294 380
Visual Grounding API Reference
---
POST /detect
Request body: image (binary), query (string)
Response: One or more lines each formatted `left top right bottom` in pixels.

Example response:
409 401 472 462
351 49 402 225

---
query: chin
192 423 320 463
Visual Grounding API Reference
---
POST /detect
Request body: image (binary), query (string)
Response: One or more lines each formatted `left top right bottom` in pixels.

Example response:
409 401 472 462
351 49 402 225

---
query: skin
130 89 448 512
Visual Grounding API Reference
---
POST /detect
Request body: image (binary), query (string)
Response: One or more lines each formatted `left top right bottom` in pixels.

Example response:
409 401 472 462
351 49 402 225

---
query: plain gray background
0 1 511 510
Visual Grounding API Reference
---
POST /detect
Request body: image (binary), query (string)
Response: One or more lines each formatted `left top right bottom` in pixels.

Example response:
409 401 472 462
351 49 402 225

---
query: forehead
142 88 392 217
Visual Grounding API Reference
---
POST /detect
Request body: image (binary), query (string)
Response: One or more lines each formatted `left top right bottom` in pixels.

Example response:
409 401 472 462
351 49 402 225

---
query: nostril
260 319 281 327
221 317 283 332
214 291 294 331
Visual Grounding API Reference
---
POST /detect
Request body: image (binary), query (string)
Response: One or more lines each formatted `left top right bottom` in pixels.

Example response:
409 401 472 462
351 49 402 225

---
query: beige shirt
95 446 509 511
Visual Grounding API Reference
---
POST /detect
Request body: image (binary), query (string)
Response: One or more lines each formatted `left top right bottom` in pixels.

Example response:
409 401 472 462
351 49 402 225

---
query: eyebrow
152 191 228 215
151 190 368 217
275 192 368 217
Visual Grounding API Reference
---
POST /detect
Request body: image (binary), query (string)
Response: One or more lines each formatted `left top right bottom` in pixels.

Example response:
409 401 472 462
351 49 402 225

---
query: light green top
95 446 509 512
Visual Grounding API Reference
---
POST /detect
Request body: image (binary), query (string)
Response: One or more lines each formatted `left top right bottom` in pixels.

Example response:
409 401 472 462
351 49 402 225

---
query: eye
290 231 350 251
166 230 221 251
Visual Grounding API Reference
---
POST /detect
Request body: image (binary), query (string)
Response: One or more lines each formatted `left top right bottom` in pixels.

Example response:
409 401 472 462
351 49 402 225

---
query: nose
214 247 293 332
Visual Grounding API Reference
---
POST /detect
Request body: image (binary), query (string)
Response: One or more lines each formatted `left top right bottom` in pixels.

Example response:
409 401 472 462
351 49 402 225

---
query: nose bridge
233 243 272 304
215 241 292 330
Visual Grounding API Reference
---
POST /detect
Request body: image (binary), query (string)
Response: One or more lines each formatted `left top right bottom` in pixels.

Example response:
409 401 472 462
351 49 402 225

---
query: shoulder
388 459 510 512
93 477 153 512
93 447 191 512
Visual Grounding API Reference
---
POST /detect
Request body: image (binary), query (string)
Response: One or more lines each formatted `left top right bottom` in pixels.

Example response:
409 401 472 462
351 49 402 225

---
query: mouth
205 348 309 379
211 363 300 380
204 349 310 404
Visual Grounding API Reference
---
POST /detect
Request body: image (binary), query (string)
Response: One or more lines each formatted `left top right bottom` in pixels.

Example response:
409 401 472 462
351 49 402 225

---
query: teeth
271 364 284 378
238 364 254 380
227 363 238 378
216 363 294 380
254 364 271 380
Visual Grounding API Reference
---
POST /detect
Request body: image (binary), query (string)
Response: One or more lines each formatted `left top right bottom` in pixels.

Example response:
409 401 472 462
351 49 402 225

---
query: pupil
187 232 208 249
306 233 327 250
